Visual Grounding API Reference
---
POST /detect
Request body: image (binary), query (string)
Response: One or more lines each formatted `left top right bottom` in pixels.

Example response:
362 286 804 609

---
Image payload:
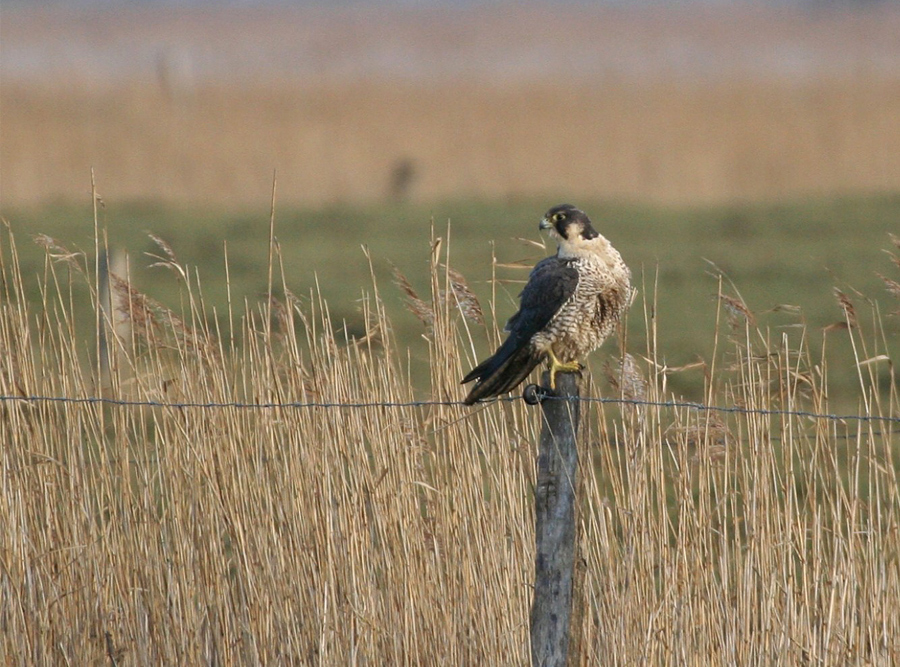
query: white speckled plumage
532 228 631 363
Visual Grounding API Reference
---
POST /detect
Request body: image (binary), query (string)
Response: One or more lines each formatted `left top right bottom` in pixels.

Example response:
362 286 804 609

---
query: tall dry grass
1 216 899 664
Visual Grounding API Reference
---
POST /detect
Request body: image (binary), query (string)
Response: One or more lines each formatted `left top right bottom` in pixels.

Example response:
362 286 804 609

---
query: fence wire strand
1 392 898 426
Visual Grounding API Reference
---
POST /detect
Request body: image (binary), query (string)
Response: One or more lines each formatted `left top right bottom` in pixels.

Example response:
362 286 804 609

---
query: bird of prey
462 204 632 405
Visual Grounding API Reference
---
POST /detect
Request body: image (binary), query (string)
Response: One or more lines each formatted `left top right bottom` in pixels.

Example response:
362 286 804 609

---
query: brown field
2 4 900 207
4 77 900 208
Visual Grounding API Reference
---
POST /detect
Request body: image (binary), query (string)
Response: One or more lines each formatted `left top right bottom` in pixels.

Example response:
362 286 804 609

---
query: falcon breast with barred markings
462 204 632 405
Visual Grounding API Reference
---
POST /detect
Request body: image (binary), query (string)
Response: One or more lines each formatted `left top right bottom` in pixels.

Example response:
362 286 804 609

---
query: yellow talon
546 349 582 389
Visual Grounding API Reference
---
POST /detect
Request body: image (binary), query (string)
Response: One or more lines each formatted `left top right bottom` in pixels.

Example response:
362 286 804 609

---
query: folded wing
462 257 579 404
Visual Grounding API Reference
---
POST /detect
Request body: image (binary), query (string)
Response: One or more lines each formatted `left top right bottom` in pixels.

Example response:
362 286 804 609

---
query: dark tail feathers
462 338 543 405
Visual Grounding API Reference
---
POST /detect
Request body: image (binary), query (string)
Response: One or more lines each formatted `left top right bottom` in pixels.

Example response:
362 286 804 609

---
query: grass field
3 195 899 406
1 209 898 663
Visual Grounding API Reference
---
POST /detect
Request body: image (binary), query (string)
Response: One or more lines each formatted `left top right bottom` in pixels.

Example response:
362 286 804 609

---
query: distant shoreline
3 4 899 86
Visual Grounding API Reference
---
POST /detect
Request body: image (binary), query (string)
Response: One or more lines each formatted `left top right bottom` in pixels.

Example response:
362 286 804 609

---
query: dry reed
1 217 899 665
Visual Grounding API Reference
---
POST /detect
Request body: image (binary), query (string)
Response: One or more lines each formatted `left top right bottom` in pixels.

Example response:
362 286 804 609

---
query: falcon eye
553 212 566 223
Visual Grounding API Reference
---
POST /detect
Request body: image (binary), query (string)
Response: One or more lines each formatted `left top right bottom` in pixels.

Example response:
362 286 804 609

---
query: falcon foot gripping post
522 363 583 406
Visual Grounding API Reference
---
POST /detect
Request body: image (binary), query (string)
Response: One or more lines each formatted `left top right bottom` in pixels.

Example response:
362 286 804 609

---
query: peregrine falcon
462 204 631 405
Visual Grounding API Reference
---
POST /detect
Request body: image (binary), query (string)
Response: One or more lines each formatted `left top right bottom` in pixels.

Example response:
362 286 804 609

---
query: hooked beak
539 217 552 231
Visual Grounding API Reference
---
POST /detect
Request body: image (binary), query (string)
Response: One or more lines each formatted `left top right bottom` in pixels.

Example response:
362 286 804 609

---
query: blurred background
3 0 899 206
2 0 899 401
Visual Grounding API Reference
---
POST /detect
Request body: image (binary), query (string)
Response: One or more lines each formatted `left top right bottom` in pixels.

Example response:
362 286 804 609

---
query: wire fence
2 392 899 426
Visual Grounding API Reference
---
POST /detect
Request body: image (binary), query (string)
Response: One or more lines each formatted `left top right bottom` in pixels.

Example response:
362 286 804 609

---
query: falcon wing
461 257 579 404
505 256 579 342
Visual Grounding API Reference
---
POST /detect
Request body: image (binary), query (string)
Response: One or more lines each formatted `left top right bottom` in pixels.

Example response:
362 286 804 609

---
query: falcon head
539 204 600 243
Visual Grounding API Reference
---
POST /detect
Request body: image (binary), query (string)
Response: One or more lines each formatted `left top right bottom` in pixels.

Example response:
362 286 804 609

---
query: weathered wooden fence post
530 370 581 667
